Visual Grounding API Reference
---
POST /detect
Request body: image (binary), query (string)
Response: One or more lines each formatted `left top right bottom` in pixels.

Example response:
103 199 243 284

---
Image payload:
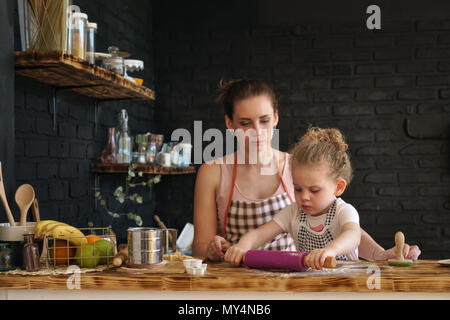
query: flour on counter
247 260 375 278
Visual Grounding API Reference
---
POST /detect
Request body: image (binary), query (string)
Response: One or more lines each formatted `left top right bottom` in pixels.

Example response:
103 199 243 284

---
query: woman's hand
381 243 421 261
224 245 247 266
304 248 337 270
206 235 230 261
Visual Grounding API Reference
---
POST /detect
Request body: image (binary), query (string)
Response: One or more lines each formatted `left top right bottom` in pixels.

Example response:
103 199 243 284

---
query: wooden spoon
15 184 35 226
31 198 40 222
0 161 16 226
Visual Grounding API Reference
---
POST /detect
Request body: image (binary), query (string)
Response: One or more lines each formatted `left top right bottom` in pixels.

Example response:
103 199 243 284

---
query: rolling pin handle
324 256 337 269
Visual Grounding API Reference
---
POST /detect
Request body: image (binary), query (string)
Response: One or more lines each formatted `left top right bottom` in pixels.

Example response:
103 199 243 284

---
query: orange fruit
86 234 101 244
49 240 76 265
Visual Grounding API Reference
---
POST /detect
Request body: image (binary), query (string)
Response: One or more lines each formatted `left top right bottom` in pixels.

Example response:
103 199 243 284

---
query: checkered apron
297 200 347 260
221 158 296 251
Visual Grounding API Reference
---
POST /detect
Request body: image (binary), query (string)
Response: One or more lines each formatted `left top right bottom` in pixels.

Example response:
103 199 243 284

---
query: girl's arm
328 222 361 255
304 222 360 270
224 220 284 265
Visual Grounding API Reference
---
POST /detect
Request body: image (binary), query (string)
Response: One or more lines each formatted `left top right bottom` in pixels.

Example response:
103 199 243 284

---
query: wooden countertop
1 260 449 292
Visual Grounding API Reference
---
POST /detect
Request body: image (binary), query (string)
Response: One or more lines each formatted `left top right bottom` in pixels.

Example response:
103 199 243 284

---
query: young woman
193 79 421 262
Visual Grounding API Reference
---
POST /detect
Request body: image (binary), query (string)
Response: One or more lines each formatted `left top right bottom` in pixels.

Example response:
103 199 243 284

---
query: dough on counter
163 251 192 261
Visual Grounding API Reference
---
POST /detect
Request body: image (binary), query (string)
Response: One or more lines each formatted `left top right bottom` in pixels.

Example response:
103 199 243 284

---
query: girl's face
292 161 346 216
225 95 278 155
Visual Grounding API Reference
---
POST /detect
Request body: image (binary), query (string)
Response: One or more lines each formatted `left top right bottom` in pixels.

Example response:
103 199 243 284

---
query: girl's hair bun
290 126 353 183
307 127 349 152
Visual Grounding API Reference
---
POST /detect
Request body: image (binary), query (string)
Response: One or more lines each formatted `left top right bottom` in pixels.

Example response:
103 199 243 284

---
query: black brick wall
0 0 15 202
153 0 450 259
12 0 155 243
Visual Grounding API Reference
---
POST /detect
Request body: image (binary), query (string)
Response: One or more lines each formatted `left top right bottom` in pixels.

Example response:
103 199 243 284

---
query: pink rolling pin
243 250 337 271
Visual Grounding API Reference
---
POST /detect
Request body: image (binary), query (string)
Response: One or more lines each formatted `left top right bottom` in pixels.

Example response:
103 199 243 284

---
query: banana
42 222 68 236
52 225 88 246
35 220 58 236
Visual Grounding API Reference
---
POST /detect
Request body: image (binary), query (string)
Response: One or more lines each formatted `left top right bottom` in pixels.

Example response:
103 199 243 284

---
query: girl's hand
304 248 337 270
382 243 421 261
224 245 247 266
206 236 230 261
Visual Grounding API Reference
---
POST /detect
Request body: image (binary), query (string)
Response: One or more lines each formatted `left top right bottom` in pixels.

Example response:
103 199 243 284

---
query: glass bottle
146 141 157 165
86 22 97 64
101 128 119 164
117 110 132 164
115 109 127 143
22 233 40 272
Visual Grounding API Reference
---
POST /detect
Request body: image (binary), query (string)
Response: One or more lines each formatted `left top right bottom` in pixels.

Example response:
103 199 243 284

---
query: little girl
224 127 361 270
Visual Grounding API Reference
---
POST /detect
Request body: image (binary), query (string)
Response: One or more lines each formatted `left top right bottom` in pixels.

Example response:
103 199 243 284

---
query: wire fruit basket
41 227 117 269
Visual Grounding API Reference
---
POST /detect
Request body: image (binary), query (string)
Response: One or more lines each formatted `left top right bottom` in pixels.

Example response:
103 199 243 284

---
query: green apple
94 240 114 264
75 243 99 268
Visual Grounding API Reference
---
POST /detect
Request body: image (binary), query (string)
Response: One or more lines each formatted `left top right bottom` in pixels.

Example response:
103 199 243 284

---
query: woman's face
225 95 278 155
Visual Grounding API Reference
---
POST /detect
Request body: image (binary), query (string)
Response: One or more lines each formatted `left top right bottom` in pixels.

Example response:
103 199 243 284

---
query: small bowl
186 266 205 276
183 258 202 268
191 267 205 276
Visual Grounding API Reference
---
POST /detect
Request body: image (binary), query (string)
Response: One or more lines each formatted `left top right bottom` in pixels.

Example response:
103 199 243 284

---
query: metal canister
127 228 162 266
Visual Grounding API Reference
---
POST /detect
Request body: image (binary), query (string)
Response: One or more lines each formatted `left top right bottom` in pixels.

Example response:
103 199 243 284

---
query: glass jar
86 22 97 64
170 144 179 167
20 0 71 51
68 11 88 60
22 234 40 272
0 243 17 272
102 46 125 75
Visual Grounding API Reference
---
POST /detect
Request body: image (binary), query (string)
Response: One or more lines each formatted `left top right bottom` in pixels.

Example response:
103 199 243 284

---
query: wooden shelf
14 51 155 101
91 163 196 175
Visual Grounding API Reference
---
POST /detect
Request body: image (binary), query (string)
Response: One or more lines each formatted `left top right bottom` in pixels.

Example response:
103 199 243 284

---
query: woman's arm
358 228 421 261
224 220 284 265
192 163 224 260
358 228 386 260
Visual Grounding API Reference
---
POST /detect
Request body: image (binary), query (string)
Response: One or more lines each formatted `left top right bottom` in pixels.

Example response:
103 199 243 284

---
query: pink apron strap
278 165 294 203
221 154 238 237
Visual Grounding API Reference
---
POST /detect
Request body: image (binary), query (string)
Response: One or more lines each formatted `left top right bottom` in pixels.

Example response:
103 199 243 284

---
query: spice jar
22 233 40 272
102 46 125 75
68 12 88 60
86 22 97 64
0 243 17 272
